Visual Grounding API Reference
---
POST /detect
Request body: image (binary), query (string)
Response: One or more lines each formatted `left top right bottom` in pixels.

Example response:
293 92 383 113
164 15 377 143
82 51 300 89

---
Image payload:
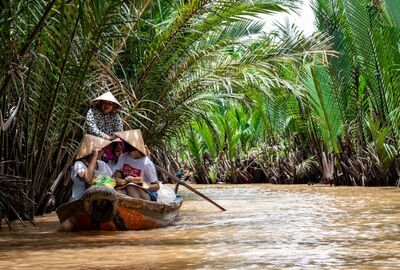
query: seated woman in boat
102 140 124 174
69 135 113 201
113 130 160 201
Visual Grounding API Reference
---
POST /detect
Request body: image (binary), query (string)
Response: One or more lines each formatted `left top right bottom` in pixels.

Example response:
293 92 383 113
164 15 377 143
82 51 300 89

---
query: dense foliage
1 0 399 227
0 0 312 225
173 0 400 187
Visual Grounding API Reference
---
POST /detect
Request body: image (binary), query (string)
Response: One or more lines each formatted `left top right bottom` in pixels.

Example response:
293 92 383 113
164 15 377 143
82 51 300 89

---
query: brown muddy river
1 184 400 269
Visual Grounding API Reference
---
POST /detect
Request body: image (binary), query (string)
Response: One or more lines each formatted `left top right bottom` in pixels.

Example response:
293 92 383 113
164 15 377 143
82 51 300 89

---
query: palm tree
0 0 149 222
309 0 400 185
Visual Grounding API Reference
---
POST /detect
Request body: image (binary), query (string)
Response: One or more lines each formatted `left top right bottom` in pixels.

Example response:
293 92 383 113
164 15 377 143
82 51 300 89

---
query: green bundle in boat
92 175 116 188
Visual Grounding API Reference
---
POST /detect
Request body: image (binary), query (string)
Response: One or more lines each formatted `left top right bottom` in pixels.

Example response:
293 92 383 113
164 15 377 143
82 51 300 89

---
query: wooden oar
154 164 226 211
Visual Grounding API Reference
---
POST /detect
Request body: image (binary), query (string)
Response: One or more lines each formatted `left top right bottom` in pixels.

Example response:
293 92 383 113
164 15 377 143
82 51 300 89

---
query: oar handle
154 164 226 211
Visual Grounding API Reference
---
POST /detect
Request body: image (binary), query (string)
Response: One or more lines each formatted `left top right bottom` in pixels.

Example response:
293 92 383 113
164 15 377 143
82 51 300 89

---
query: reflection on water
1 184 400 269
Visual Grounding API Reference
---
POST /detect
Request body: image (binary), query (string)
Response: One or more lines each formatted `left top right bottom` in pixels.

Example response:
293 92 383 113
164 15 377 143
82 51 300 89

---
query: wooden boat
56 186 183 231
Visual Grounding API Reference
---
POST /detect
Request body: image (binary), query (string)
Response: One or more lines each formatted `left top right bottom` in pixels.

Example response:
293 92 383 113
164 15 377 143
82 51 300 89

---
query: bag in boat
92 175 116 188
157 183 176 203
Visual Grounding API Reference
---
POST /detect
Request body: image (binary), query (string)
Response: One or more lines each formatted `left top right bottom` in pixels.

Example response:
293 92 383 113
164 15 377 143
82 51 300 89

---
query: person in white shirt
69 135 113 201
113 130 160 201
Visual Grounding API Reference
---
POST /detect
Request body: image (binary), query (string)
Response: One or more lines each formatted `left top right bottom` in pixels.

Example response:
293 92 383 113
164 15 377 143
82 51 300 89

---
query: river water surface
1 184 400 269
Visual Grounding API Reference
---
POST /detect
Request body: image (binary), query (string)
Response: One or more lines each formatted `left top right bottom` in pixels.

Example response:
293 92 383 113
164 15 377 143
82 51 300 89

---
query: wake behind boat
56 185 183 231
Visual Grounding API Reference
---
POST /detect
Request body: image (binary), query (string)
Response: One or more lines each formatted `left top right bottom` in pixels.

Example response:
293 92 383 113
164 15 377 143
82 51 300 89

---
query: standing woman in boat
69 135 113 201
113 130 160 201
86 91 123 140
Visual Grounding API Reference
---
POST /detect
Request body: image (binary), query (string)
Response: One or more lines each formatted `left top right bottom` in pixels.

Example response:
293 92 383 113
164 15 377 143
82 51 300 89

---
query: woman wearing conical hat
113 130 160 201
69 135 113 201
86 91 123 140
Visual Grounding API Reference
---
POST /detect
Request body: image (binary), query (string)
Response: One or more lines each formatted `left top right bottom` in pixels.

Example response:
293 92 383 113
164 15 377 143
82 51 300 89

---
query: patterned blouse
86 107 123 138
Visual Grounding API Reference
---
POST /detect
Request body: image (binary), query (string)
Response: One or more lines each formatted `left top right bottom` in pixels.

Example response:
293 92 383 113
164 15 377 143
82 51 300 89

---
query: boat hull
56 186 182 231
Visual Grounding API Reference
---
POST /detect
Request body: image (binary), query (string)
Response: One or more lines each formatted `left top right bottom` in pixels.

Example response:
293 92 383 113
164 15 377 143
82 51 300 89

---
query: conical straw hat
76 134 119 160
114 129 146 156
92 91 122 109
